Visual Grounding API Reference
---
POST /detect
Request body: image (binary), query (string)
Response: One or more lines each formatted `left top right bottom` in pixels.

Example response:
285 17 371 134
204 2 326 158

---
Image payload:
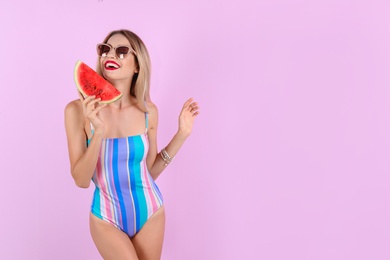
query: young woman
65 29 199 260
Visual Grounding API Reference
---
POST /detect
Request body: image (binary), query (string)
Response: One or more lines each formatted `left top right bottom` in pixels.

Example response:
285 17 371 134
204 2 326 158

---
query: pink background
1 0 390 259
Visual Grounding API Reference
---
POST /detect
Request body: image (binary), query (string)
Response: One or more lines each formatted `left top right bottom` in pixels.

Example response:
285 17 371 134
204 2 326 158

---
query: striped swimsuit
89 113 163 237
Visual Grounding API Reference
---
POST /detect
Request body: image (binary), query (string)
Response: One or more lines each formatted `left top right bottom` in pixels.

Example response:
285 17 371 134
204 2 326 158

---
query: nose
106 47 116 58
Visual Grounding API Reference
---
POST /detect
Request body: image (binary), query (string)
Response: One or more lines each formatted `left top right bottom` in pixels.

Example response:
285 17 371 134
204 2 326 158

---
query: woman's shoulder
145 100 158 114
144 101 158 128
64 99 82 117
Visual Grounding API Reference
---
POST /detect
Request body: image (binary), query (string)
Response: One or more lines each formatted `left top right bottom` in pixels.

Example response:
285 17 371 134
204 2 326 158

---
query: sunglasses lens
116 46 130 59
97 44 111 57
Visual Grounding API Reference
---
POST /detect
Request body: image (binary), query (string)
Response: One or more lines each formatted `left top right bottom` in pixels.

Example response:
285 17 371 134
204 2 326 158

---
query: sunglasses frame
96 43 137 59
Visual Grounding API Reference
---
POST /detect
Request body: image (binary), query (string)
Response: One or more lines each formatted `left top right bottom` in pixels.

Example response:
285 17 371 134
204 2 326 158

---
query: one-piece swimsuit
88 113 163 237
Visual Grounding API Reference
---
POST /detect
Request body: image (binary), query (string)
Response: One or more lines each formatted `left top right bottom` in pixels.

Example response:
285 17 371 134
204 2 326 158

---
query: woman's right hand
78 92 106 134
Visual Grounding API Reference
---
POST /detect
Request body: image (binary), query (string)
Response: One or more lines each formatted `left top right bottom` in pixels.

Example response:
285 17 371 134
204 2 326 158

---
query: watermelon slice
74 61 122 104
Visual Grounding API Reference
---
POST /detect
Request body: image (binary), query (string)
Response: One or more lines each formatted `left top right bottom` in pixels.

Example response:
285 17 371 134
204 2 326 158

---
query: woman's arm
147 98 200 180
64 95 106 188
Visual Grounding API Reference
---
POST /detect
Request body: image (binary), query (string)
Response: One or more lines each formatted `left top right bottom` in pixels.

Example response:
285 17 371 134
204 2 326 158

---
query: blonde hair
96 29 151 112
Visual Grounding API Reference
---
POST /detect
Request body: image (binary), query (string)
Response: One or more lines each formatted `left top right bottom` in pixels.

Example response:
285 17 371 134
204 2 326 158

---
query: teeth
105 62 119 69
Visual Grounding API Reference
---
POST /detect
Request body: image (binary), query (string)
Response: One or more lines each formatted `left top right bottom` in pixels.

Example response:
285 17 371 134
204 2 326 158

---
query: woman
64 29 199 260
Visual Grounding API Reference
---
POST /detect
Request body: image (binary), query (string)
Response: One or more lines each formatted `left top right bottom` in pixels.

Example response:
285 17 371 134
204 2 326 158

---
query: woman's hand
78 91 106 134
178 98 200 138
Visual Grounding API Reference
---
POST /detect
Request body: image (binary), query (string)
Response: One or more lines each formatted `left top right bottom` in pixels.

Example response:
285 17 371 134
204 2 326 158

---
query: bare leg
90 213 139 260
132 206 166 260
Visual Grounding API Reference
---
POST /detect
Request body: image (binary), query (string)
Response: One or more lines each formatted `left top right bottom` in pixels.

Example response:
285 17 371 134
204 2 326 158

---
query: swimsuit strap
90 122 95 136
144 101 149 134
87 122 94 146
145 112 148 134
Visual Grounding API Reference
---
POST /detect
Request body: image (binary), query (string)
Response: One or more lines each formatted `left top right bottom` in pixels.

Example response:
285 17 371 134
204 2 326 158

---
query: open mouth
104 61 120 70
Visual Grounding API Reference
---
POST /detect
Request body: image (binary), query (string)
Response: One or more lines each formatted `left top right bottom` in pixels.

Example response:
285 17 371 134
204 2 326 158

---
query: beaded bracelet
160 148 174 166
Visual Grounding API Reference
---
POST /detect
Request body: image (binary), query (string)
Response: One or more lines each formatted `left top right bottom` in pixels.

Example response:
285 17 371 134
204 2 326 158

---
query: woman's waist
92 179 160 198
92 166 155 187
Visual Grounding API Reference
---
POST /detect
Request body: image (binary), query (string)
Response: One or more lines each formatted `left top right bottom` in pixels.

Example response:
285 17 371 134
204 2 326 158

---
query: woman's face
99 34 138 83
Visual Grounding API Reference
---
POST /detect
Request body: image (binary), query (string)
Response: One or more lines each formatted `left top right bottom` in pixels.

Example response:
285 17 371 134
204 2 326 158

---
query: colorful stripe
91 133 163 237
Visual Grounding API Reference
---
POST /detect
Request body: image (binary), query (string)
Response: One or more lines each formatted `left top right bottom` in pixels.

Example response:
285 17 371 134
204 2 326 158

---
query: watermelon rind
74 60 122 104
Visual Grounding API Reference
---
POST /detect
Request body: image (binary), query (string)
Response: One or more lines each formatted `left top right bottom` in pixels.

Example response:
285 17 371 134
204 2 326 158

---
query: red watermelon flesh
74 61 122 104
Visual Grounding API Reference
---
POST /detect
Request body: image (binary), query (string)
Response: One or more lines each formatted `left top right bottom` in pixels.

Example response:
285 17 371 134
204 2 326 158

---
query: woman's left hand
178 98 200 138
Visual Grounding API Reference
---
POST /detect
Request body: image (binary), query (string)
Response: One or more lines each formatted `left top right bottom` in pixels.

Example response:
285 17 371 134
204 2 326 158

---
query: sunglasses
96 43 137 59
